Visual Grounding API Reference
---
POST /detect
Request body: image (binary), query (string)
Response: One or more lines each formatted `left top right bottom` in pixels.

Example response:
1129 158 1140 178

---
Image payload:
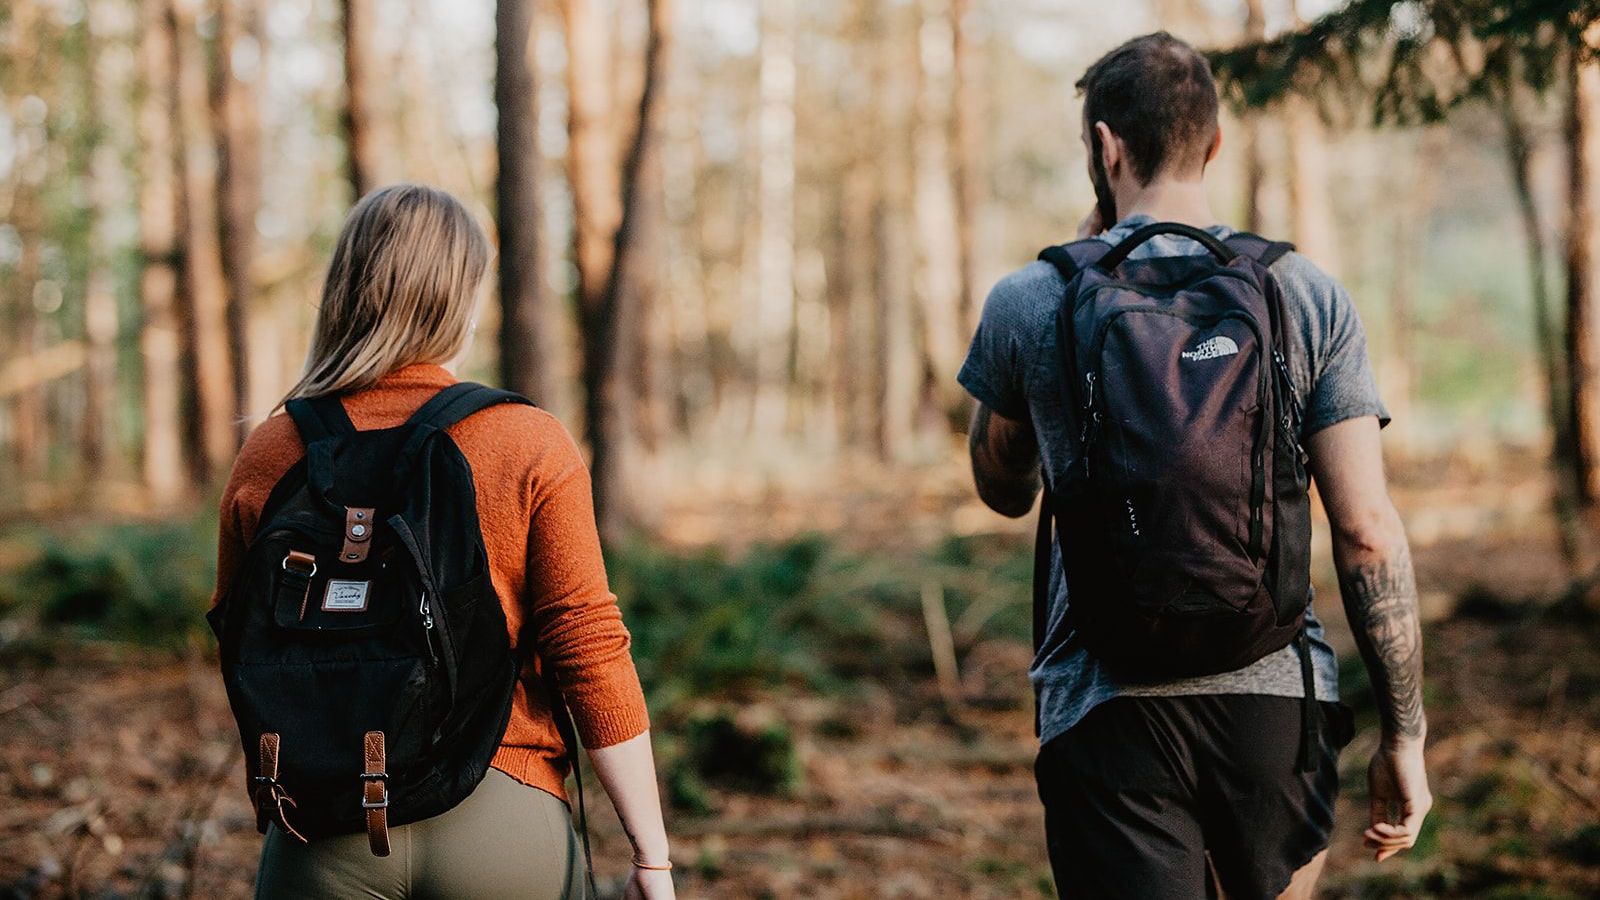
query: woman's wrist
631 839 671 867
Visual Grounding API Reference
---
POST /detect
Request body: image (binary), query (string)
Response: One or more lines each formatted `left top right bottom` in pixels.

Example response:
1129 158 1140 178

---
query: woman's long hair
280 184 490 406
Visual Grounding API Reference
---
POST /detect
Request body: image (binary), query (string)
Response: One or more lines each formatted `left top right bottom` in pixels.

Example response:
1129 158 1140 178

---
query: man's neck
1115 178 1218 230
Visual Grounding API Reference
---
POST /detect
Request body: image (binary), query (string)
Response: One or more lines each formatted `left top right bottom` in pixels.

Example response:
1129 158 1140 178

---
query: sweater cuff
573 700 651 749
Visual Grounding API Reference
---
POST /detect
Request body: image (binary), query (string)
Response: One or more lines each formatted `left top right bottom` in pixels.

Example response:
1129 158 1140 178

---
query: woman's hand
622 866 676 900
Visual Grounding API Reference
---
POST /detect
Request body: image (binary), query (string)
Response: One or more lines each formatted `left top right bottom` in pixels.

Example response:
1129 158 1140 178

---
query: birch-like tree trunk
496 0 554 405
138 0 188 503
875 5 919 461
1239 0 1267 233
751 0 798 440
949 0 984 336
83 1 126 477
912 0 964 429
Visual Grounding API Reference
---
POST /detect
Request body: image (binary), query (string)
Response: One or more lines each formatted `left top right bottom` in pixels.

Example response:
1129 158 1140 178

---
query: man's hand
1075 205 1105 239
1307 417 1431 862
1365 738 1432 861
968 403 1041 517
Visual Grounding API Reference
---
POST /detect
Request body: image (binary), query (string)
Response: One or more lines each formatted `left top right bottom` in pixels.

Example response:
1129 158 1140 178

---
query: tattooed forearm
1339 548 1426 742
969 404 1041 517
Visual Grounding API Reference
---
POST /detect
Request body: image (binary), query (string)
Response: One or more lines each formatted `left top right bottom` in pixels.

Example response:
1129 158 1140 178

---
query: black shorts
1035 694 1354 900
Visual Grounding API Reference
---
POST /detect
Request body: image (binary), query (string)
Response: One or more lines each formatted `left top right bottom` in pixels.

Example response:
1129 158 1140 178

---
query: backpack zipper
419 592 440 667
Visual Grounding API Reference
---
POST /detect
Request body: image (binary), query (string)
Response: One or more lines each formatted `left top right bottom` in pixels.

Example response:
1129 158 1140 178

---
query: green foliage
0 515 218 647
674 710 800 800
1207 0 1595 125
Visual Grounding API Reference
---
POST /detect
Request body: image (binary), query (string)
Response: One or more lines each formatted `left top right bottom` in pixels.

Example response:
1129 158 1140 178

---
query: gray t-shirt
958 214 1390 747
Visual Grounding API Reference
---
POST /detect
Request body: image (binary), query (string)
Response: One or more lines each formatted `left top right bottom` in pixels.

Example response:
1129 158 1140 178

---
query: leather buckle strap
362 731 391 856
253 733 307 843
282 551 317 622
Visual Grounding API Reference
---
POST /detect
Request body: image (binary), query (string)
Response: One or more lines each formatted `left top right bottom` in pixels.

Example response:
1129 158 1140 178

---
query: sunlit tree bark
496 0 554 406
173 0 238 481
342 0 380 198
213 0 264 435
138 0 187 503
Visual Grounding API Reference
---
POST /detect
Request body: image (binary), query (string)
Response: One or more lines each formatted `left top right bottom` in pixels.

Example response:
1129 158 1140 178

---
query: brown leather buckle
282 550 317 575
341 507 376 563
254 733 307 843
281 551 318 621
362 731 391 856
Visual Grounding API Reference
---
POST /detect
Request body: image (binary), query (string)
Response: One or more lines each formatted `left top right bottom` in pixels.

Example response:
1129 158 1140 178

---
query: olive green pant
255 769 584 900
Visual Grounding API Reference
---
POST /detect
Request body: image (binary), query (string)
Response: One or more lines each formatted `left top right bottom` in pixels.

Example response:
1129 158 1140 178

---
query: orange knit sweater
211 363 650 803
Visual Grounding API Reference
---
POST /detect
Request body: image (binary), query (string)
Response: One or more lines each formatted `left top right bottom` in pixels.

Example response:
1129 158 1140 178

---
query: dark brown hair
1076 32 1219 185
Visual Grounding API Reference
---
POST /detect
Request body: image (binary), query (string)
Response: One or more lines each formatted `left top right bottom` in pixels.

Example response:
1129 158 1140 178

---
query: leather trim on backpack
362 731 391 857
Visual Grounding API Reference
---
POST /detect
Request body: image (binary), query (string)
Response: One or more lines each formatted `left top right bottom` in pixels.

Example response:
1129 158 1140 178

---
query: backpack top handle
1095 221 1236 272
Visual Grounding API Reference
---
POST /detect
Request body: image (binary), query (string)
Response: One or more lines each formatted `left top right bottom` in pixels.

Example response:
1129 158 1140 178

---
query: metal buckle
281 554 318 577
360 773 389 809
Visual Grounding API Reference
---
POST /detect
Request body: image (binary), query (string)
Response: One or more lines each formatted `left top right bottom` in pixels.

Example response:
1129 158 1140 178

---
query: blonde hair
281 184 491 405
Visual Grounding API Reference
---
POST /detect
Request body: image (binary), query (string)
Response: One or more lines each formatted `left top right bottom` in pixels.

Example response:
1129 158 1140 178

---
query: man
960 32 1430 899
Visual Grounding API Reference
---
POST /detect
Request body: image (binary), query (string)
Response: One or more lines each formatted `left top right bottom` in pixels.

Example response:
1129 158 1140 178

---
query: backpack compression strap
285 394 357 445
1223 231 1296 269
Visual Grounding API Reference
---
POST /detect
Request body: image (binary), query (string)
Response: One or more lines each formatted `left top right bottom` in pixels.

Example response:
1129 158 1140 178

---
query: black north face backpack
207 382 588 857
1033 223 1317 721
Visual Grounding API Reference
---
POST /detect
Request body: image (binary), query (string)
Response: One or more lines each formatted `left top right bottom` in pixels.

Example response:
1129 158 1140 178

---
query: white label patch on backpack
1181 335 1240 362
322 580 371 612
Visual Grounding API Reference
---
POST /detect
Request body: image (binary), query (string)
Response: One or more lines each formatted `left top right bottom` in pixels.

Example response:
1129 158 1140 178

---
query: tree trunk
751 0 797 439
213 0 263 436
83 3 124 478
342 0 380 199
173 0 239 482
949 0 983 337
496 0 554 406
874 5 919 461
582 0 673 544
138 0 188 504
1239 0 1267 233
912 0 965 431
1501 78 1581 567
559 0 622 325
1566 39 1600 509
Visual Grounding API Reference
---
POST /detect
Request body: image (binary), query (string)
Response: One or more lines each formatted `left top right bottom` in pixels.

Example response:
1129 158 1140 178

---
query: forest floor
1 452 1598 899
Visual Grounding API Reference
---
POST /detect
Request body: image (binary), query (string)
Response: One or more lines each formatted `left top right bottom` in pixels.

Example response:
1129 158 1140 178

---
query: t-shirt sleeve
957 271 1034 420
1291 258 1392 435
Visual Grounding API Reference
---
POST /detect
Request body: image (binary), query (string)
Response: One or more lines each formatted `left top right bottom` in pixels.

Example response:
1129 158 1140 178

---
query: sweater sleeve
524 429 651 749
211 467 249 609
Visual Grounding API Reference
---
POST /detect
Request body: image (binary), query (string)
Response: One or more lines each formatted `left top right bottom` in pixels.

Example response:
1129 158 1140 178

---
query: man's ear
1206 126 1223 165
1093 120 1121 177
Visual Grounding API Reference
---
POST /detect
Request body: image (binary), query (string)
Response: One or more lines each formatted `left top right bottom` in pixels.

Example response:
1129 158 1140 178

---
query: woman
212 184 674 899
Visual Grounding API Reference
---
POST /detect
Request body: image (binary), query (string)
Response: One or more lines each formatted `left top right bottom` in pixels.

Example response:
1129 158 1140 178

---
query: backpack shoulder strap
1037 238 1113 285
1224 232 1296 269
285 395 357 445
404 382 536 433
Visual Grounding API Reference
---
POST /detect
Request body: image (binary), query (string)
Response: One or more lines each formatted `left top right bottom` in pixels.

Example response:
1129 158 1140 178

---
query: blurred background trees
2 0 1600 549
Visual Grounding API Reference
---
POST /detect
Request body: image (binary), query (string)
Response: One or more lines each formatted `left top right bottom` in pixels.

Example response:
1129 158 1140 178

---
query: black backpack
207 382 591 860
1033 223 1318 745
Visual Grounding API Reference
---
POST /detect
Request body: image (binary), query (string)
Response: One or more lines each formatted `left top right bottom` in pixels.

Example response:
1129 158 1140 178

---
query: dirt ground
2 457 1598 899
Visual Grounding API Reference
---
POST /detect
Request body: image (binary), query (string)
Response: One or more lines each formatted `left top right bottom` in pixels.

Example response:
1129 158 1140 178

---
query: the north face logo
1181 335 1240 362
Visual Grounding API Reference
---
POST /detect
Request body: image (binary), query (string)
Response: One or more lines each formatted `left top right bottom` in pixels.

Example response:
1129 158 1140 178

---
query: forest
1 0 1599 897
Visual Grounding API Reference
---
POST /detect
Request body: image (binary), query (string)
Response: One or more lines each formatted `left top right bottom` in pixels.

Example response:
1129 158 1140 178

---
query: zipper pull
1084 371 1097 411
419 592 439 665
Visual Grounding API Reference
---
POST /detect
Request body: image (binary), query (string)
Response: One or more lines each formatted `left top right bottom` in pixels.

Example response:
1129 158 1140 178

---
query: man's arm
1306 416 1431 861
968 403 1041 518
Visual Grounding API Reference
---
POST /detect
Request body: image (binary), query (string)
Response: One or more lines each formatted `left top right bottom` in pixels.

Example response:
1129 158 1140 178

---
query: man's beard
1090 132 1117 231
